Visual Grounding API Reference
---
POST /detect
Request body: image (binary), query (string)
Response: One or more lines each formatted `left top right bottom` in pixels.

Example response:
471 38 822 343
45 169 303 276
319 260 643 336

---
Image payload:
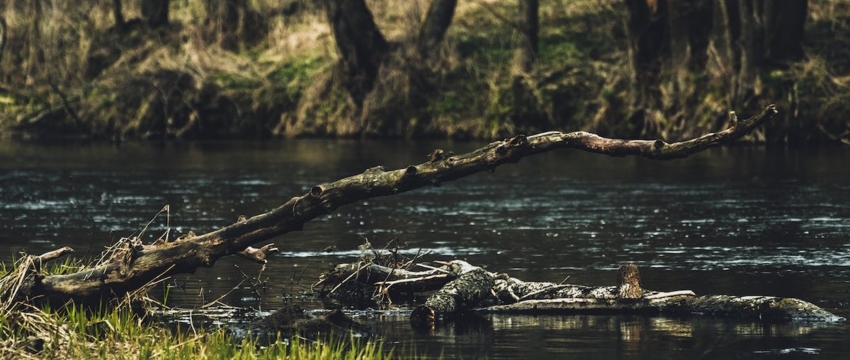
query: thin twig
327 261 370 296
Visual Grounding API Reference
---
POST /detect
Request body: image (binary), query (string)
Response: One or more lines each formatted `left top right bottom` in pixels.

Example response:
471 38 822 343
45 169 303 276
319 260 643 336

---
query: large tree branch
13 105 777 305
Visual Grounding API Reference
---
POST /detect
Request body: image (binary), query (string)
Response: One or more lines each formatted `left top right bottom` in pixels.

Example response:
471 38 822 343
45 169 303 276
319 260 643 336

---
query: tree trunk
0 15 6 67
762 0 807 63
514 0 539 74
625 0 668 88
25 0 43 86
141 0 169 29
112 0 125 31
623 0 669 136
325 0 389 106
623 0 805 140
1 106 777 307
709 0 807 109
507 0 542 131
417 0 458 59
205 0 248 51
623 0 711 102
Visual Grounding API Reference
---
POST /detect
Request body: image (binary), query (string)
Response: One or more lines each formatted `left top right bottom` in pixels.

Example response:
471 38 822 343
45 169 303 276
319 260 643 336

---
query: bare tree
141 0 169 28
0 16 6 67
112 0 125 31
622 0 806 138
324 0 389 106
24 0 43 85
514 0 539 74
417 0 458 59
205 0 248 51
709 0 807 108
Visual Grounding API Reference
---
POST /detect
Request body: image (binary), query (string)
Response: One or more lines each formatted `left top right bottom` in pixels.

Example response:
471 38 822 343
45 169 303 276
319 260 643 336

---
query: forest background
0 0 847 145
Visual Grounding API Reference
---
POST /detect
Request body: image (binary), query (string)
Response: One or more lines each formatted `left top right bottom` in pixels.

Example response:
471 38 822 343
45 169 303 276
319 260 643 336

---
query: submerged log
325 261 844 324
663 295 844 322
479 294 843 322
2 105 778 307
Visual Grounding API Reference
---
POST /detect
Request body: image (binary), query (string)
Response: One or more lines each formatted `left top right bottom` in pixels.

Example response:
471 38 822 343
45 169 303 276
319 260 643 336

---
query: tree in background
0 15 6 68
417 0 458 60
142 0 170 28
510 0 545 131
2 0 845 143
623 0 807 142
24 0 43 86
205 0 248 51
514 0 539 75
324 0 389 108
111 0 126 31
316 0 458 136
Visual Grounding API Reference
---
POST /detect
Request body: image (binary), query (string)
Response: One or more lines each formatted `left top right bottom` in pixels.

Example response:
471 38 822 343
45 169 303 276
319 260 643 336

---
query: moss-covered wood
324 260 844 324
410 261 494 327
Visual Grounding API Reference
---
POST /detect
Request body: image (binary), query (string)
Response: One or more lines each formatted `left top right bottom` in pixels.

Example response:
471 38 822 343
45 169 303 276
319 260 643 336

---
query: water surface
1 140 848 358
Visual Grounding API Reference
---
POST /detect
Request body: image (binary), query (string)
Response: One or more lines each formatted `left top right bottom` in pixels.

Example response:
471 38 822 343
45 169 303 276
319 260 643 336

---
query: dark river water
1 140 848 359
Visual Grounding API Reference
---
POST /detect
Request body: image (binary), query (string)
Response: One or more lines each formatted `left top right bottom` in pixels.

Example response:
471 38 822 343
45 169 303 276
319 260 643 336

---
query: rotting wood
323 260 844 324
1 105 778 307
478 294 842 322
410 261 493 328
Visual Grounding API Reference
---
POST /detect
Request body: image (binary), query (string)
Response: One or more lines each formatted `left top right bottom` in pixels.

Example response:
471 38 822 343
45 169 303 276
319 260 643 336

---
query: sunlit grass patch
0 302 394 360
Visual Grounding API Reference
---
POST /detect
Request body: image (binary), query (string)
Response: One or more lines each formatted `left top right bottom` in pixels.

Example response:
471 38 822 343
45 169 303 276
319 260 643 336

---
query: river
1 140 848 358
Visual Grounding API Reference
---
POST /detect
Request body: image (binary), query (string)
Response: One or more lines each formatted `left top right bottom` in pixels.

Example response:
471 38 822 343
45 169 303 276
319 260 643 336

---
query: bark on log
478 295 843 323
666 295 842 322
411 261 494 328
3 106 778 307
318 262 452 295
325 261 843 324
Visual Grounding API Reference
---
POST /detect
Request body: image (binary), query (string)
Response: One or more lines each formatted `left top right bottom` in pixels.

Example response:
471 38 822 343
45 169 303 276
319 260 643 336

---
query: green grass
0 304 394 360
0 253 401 359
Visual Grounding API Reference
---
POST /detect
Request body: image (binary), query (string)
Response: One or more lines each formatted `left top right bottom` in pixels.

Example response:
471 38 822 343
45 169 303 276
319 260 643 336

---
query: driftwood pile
317 258 844 328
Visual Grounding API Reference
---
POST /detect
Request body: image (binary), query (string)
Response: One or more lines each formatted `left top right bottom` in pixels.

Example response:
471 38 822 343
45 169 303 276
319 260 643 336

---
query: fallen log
1 105 778 307
318 262 452 295
410 261 494 327
323 260 844 324
478 295 843 322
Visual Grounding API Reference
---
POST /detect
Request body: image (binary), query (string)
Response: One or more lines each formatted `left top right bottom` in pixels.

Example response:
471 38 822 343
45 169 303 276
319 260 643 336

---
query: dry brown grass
1 0 848 142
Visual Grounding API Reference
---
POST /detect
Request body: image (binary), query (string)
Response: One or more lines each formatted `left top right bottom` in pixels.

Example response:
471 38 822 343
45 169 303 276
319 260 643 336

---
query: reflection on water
1 140 849 358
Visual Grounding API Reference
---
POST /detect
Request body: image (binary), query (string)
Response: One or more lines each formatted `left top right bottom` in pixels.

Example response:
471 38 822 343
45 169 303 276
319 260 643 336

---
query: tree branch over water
6 105 778 306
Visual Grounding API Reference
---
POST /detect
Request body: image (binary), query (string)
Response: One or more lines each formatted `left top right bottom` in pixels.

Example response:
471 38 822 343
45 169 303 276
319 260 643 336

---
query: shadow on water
1 140 849 358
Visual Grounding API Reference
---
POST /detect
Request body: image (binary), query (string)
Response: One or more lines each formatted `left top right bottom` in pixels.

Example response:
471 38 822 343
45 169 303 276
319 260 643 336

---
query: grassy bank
0 0 848 143
0 259 394 360
0 306 391 359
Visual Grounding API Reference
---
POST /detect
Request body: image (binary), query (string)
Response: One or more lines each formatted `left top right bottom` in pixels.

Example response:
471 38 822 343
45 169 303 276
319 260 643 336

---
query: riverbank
2 140 850 357
1 1 848 144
